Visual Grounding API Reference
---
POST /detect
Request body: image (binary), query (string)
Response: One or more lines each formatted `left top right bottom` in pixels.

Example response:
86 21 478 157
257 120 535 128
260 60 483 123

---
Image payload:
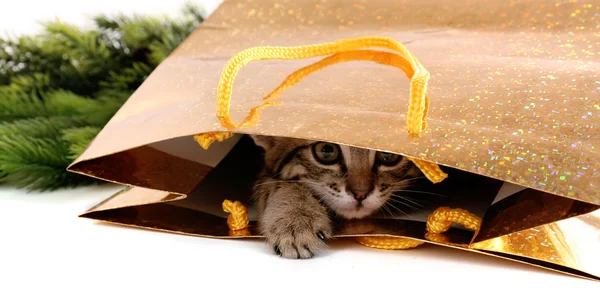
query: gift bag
68 0 600 281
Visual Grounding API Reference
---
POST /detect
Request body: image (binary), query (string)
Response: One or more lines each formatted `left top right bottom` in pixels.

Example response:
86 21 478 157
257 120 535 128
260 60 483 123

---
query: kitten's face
252 135 421 219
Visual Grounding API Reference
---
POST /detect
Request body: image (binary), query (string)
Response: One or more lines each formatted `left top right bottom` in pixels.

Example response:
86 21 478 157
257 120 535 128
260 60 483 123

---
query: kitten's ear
248 134 277 150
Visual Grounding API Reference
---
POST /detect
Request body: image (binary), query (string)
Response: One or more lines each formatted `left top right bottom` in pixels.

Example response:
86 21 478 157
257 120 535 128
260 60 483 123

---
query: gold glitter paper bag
68 0 600 281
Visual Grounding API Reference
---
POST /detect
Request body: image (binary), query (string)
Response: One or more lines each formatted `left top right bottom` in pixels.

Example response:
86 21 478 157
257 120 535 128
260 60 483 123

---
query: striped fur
250 135 421 259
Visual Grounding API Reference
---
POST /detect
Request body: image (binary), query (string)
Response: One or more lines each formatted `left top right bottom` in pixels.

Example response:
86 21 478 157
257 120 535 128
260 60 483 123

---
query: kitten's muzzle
347 186 374 205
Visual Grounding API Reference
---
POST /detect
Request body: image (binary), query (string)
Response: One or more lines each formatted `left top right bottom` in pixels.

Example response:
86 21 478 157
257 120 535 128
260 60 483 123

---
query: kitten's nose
348 188 372 203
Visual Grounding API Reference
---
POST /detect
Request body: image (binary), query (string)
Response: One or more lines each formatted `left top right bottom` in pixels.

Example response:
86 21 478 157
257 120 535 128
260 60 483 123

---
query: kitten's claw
258 183 333 259
304 245 314 258
271 235 326 259
267 225 332 259
317 231 326 241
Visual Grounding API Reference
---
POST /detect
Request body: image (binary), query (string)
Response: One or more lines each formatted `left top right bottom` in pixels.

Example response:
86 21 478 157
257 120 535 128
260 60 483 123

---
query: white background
0 1 598 301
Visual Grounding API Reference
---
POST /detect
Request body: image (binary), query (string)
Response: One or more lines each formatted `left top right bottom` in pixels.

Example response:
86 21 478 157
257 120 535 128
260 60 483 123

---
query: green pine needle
0 135 97 191
62 126 101 160
0 3 205 191
0 116 87 138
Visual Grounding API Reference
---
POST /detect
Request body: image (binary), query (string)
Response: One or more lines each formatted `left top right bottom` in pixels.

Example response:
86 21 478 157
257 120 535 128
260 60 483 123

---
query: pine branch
0 87 48 122
0 3 206 191
0 89 124 123
62 126 101 160
100 62 153 91
0 135 73 191
0 116 87 138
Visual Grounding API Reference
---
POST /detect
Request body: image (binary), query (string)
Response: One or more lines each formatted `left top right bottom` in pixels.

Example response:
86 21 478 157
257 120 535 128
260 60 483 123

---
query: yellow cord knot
222 200 249 236
407 157 448 184
426 206 481 233
194 132 235 150
355 207 482 250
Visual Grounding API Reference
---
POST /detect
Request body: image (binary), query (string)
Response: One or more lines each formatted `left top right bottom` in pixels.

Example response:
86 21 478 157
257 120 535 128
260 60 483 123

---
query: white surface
0 184 598 302
0 0 598 300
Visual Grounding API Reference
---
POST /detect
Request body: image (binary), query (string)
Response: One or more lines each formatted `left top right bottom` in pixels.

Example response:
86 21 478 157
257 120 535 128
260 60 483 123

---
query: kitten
250 135 421 259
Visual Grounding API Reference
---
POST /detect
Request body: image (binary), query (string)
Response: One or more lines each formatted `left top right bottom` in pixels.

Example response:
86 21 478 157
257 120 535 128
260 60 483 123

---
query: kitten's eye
312 142 341 164
377 152 401 166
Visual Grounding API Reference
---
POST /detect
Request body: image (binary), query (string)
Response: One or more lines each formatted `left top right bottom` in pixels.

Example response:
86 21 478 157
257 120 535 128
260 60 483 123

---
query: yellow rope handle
216 36 428 133
194 41 448 184
196 36 431 146
252 49 446 183
262 49 429 127
355 207 482 250
355 236 425 250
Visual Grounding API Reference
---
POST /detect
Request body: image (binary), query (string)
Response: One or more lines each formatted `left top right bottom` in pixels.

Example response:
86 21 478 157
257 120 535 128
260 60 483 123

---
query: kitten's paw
267 218 332 259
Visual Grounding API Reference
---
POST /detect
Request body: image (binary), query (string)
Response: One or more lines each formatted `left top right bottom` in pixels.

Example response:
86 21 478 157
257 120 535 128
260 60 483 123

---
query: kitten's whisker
383 204 406 219
390 193 425 203
389 176 425 185
390 196 424 209
393 189 446 197
255 180 324 187
341 171 349 182
389 194 425 208
377 205 385 217
380 204 394 218
387 198 421 211
266 171 285 181
391 193 423 205
384 202 408 216
388 180 424 189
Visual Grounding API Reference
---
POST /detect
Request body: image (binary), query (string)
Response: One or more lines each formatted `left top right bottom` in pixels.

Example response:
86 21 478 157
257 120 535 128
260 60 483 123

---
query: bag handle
195 36 447 183
263 49 429 122
223 200 482 250
355 206 482 249
208 36 428 133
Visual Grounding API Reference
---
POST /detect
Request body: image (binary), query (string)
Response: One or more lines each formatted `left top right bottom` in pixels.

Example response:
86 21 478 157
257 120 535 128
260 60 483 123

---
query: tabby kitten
250 135 421 259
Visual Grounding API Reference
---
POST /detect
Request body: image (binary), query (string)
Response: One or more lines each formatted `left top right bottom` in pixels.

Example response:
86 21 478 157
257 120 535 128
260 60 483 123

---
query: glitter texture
472 209 600 279
73 0 599 206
